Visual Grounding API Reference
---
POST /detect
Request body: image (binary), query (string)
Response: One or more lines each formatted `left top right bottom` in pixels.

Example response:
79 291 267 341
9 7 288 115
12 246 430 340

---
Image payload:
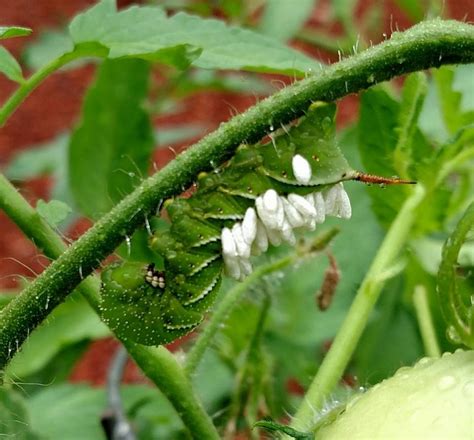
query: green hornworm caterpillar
100 102 409 345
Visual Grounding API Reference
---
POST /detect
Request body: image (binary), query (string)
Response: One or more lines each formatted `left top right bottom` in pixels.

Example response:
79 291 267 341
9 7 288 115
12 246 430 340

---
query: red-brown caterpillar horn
352 172 416 185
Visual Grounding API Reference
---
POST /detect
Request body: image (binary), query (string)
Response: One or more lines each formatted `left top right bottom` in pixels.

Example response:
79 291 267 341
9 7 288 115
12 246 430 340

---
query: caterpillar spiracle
99 102 408 345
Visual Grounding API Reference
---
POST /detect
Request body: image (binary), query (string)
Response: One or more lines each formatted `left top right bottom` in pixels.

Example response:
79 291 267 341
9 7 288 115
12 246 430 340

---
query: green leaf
122 385 184 438
452 64 474 113
0 292 16 308
172 69 273 96
156 124 207 146
413 126 474 234
69 58 154 219
0 388 39 439
5 294 109 378
393 72 428 179
28 384 107 439
259 0 315 42
0 46 23 83
69 0 318 75
254 420 312 439
357 88 407 227
192 349 234 411
36 199 72 227
394 0 424 21
434 66 474 135
354 277 423 384
7 136 64 180
331 0 357 28
27 384 184 439
6 134 73 206
23 31 74 70
0 26 32 39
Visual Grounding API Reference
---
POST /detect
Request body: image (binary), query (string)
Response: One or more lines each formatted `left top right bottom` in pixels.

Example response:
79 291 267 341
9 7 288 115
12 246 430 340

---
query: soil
0 0 472 385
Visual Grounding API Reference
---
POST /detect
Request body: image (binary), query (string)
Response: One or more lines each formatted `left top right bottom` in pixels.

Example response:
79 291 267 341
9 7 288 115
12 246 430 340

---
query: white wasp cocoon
281 197 305 228
222 181 351 281
338 186 352 219
221 227 237 257
325 183 352 219
266 227 282 246
288 193 317 219
253 219 269 254
256 193 283 231
281 221 296 245
223 254 240 280
292 154 312 184
239 259 253 279
313 192 326 223
263 189 279 212
242 208 257 244
306 217 316 231
305 193 316 208
232 223 250 259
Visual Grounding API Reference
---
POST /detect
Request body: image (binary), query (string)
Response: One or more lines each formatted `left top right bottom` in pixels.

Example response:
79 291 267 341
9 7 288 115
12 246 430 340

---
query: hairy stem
0 173 220 438
0 173 100 310
290 185 426 433
125 344 220 440
1 19 474 370
413 285 441 358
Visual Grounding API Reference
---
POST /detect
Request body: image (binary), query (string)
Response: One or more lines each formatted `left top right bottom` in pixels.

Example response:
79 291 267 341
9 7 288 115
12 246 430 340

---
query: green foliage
357 88 408 226
69 58 154 218
433 67 474 134
259 0 316 42
0 388 39 439
0 25 30 83
394 0 425 21
359 69 474 235
0 46 24 83
69 0 318 75
255 420 312 439
23 31 74 70
0 26 32 39
5 294 109 379
36 199 72 227
353 278 423 385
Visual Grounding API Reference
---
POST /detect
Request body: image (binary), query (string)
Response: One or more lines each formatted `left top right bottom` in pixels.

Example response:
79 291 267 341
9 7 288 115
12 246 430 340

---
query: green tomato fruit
318 350 474 439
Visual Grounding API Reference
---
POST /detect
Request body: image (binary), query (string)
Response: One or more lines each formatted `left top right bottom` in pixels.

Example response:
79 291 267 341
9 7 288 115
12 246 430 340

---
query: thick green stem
0 173 100 310
185 254 296 376
290 185 426 433
125 344 220 440
413 285 441 357
1 19 473 370
0 173 220 438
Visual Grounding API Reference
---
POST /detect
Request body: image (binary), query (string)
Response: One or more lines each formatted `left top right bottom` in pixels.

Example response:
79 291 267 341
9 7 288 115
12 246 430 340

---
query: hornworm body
100 103 363 345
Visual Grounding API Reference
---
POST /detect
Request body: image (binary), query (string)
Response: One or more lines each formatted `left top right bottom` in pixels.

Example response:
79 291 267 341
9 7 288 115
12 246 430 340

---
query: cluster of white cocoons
221 154 352 280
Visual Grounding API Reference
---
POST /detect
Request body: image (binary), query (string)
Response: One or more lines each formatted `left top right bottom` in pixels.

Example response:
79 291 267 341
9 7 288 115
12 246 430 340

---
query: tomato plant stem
413 285 441 358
